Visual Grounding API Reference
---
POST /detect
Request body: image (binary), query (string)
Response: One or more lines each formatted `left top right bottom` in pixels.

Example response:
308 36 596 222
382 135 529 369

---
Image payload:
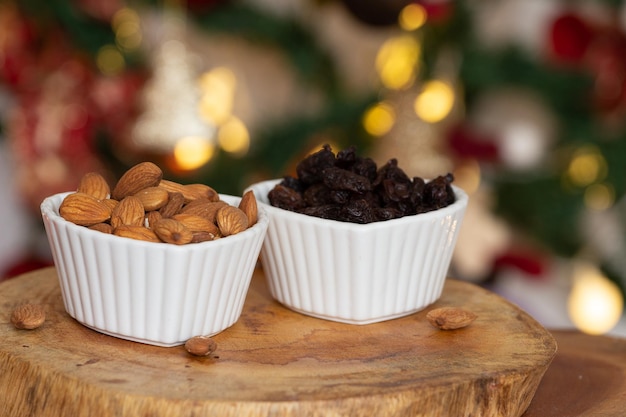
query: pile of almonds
59 162 257 244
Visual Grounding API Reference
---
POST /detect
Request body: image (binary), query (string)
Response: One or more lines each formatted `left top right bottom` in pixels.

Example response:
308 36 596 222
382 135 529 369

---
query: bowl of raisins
246 145 468 324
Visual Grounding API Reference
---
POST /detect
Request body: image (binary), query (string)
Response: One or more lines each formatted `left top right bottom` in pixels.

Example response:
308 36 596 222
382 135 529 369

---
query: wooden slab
0 267 556 417
523 329 626 417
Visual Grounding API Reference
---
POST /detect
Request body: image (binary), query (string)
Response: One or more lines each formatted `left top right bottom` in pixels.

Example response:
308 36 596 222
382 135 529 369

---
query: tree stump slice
1 267 556 417
523 329 626 416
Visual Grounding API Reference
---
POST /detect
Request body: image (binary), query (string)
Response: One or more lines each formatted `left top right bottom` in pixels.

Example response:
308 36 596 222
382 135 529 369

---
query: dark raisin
322 167 372 193
268 185 305 211
303 183 333 206
339 199 377 224
280 175 304 193
423 174 455 210
296 144 336 185
375 207 404 221
298 204 342 220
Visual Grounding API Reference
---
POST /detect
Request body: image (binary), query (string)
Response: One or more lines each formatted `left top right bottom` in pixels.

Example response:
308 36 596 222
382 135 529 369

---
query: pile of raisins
268 145 456 224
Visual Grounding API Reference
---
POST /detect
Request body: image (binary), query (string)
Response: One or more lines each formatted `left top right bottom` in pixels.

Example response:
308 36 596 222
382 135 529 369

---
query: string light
568 262 623 335
414 79 455 123
375 35 420 90
399 3 427 31
362 102 396 136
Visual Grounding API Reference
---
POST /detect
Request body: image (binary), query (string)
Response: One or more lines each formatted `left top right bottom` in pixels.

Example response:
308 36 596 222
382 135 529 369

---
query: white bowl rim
246 178 468 231
41 191 269 251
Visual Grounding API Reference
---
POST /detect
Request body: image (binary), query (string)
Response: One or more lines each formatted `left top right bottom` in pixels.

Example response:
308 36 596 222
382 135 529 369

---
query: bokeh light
568 263 623 335
375 35 420 90
218 116 250 156
198 67 236 126
414 79 455 123
173 135 215 170
566 145 607 187
96 45 125 76
399 3 427 31
112 8 142 51
584 182 614 211
362 102 396 136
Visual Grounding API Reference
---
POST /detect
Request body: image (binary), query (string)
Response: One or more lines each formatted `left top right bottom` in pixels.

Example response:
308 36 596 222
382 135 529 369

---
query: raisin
267 145 456 224
303 183 332 206
268 184 305 211
423 174 455 210
322 167 372 193
299 204 342 220
340 199 377 224
296 144 336 185
280 175 305 193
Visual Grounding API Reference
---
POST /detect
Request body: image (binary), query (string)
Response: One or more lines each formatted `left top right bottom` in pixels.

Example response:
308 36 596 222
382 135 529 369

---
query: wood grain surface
522 329 626 417
0 267 556 417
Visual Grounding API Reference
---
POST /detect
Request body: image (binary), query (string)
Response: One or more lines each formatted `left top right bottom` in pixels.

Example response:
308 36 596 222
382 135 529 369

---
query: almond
172 213 220 234
185 335 217 356
159 192 185 218
111 196 145 228
426 307 477 330
153 218 193 245
134 186 169 211
216 205 248 236
184 184 219 202
11 303 46 330
112 162 163 200
159 180 219 203
114 224 161 243
145 211 163 229
238 190 258 227
102 198 119 212
59 192 112 226
191 230 219 243
88 223 113 234
77 172 110 200
158 179 187 197
181 199 227 223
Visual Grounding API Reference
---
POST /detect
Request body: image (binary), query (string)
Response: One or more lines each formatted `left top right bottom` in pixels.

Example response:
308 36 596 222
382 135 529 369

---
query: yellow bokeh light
584 183 614 211
399 4 427 31
414 79 455 123
567 146 607 187
112 7 140 32
198 67 237 125
375 35 420 90
568 264 623 335
218 117 250 156
96 45 125 76
173 136 215 170
115 20 142 51
362 102 396 136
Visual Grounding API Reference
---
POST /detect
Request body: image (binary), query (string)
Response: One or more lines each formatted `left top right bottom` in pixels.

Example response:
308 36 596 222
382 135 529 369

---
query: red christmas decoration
548 12 593 64
446 123 500 162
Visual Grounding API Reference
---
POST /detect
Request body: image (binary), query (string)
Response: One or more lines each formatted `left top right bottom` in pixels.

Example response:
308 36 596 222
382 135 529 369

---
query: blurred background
1 0 626 337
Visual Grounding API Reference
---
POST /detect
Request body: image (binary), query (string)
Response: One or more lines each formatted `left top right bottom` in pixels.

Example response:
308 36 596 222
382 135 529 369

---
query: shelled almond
58 162 258 244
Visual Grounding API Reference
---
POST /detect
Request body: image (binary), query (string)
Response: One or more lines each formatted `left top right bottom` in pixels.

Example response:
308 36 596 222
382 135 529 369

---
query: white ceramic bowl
246 179 468 324
40 192 268 347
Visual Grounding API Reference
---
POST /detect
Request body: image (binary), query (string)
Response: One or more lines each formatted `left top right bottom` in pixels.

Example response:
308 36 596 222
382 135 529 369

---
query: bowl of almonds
246 145 468 325
40 162 268 347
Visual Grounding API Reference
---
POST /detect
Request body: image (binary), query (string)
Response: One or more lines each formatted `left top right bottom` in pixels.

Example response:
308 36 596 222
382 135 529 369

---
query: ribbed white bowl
246 179 468 324
41 192 268 347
